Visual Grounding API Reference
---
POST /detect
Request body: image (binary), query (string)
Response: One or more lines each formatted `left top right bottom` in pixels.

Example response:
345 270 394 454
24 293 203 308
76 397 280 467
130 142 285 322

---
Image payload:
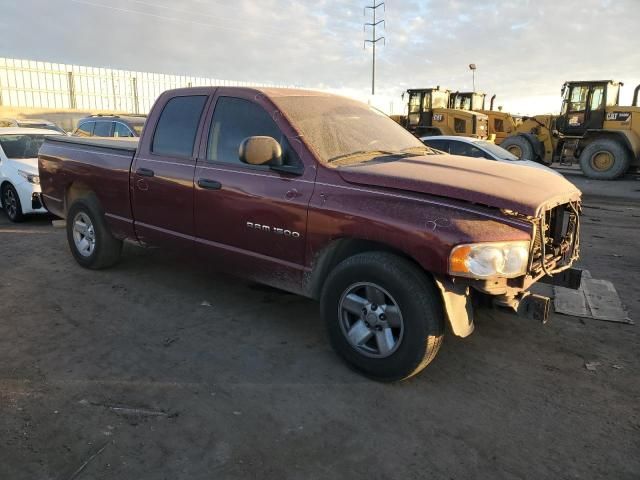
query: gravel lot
1 173 639 479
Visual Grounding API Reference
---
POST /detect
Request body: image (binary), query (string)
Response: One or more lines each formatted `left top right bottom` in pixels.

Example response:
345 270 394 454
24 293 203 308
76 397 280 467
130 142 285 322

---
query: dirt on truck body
38 87 582 381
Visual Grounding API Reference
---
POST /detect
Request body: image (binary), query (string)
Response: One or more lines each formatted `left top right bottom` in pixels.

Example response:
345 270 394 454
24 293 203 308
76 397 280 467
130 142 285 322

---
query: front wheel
66 195 122 269
2 183 24 223
500 135 535 160
321 252 444 382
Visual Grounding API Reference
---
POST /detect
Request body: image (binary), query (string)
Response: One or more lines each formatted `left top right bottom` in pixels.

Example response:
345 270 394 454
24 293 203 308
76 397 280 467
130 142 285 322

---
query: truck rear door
192 90 315 292
131 91 211 247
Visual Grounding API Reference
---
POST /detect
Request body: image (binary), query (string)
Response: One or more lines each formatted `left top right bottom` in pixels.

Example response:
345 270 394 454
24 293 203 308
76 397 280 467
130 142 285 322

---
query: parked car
420 135 558 173
0 118 66 134
38 87 582 381
73 114 146 138
0 128 62 221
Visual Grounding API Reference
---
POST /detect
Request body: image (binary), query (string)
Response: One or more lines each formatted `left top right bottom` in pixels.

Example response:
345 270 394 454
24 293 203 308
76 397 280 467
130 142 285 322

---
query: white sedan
420 135 559 174
0 128 62 222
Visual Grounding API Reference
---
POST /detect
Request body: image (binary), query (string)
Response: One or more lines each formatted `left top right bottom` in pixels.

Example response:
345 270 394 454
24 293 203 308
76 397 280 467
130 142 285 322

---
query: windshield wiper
400 146 437 156
327 150 401 164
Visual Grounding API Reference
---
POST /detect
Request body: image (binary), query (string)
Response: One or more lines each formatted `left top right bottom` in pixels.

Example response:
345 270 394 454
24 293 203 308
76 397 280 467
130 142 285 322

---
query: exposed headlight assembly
449 241 530 278
18 170 40 184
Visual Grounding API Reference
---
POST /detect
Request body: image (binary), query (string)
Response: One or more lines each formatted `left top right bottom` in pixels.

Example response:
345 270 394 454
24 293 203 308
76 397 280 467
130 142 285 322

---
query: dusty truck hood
337 154 581 216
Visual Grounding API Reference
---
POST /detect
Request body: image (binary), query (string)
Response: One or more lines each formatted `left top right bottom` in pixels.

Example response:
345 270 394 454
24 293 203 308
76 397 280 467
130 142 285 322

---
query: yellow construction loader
500 80 640 180
399 87 489 139
449 91 521 144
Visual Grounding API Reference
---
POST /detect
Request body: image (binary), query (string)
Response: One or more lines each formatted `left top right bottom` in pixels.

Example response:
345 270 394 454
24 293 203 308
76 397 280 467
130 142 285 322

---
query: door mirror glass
239 136 282 166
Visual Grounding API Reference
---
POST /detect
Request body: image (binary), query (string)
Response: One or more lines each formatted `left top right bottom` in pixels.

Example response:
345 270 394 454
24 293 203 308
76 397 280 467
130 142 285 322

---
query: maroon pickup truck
38 87 582 381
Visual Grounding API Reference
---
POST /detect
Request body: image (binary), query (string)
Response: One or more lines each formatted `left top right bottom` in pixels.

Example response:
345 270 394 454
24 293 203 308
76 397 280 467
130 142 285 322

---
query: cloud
1 0 639 114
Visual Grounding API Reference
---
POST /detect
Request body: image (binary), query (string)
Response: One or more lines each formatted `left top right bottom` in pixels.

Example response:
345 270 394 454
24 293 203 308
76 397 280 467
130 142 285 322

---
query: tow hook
516 293 551 324
494 292 551 324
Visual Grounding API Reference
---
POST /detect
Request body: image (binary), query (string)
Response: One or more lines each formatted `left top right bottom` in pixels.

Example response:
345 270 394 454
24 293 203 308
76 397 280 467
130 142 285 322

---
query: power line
67 0 283 38
364 1 385 95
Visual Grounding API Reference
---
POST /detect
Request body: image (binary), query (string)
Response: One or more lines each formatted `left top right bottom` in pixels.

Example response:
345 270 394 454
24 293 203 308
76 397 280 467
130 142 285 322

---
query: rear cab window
152 95 208 158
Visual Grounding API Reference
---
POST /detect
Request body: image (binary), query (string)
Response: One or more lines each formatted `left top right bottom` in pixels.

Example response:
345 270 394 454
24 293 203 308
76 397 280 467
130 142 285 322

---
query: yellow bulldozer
499 80 640 180
397 87 489 139
449 91 522 144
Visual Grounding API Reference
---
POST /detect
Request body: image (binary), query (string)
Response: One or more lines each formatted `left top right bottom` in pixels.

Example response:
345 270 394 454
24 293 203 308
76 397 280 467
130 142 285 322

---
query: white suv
0 128 62 222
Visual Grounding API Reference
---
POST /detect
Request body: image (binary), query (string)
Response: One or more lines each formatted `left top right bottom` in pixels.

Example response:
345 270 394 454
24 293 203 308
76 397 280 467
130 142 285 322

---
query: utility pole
364 2 385 95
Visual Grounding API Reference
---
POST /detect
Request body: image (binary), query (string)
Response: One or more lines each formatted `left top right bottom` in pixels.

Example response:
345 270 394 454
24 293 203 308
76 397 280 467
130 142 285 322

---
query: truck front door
193 92 315 292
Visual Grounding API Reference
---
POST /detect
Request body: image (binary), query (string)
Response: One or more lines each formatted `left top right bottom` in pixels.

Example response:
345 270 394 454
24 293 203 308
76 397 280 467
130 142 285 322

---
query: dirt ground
1 173 639 479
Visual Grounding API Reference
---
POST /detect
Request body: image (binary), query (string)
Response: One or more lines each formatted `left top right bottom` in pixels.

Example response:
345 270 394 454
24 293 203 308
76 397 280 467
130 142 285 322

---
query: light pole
469 63 477 92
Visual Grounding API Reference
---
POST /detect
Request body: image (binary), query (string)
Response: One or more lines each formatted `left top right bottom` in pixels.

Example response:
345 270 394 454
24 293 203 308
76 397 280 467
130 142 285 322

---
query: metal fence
0 57 295 114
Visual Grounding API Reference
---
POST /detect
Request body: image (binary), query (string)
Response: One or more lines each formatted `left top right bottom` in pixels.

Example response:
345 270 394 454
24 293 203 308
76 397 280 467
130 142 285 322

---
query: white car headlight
449 241 530 278
18 170 40 184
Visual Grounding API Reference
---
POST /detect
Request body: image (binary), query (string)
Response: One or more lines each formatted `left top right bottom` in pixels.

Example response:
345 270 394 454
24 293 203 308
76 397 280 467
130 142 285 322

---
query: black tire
320 252 444 382
66 194 122 269
578 138 630 180
1 183 24 223
501 135 535 160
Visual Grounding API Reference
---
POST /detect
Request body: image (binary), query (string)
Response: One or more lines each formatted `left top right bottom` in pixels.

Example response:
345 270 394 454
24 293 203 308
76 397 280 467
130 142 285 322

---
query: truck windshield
272 94 431 165
0 134 52 159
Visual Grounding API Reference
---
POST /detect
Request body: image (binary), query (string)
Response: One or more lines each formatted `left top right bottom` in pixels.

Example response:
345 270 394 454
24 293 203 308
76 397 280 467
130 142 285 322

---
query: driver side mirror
239 136 282 166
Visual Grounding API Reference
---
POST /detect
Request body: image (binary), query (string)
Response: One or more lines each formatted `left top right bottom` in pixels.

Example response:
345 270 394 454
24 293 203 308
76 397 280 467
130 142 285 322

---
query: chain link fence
0 57 295 114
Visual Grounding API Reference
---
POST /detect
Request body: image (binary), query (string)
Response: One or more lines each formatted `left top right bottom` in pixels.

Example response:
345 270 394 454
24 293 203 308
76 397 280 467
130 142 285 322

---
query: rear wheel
321 252 444 382
2 183 24 223
66 195 122 269
501 135 535 160
579 138 630 180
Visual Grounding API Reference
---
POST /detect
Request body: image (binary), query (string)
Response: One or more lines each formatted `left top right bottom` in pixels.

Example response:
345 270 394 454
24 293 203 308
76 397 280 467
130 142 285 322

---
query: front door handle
136 167 155 177
197 178 222 190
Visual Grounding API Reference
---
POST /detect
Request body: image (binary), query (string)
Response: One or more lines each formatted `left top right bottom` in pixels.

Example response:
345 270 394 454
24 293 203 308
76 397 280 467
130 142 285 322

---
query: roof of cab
163 86 344 99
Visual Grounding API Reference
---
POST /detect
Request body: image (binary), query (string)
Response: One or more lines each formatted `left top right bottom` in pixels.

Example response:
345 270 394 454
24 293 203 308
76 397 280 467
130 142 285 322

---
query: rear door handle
136 167 155 177
197 178 222 190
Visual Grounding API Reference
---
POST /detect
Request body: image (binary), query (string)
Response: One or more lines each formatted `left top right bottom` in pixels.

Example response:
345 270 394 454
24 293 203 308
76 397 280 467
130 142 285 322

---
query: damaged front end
437 200 583 337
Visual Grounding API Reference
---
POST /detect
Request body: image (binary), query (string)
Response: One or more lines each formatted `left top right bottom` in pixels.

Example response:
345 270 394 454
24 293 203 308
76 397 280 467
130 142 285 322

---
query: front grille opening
530 202 580 276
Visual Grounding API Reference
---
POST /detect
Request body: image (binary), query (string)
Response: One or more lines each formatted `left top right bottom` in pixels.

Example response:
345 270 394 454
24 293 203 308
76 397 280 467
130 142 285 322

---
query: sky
1 0 639 115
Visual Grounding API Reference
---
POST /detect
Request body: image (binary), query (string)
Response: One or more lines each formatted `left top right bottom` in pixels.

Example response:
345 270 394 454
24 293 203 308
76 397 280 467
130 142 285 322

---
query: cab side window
152 95 208 158
207 97 299 167
590 86 605 111
76 121 95 137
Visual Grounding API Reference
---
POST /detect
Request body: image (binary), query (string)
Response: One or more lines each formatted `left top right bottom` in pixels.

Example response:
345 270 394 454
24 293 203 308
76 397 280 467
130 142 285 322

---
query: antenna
364 2 385 95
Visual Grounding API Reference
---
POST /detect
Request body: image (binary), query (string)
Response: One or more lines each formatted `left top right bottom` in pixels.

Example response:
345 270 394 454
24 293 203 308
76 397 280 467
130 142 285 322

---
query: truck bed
38 135 138 240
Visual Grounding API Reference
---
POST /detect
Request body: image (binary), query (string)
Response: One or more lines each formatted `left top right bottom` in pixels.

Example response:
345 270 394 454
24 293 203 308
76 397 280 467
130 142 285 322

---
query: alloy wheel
72 212 96 257
338 282 404 358
4 188 18 219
